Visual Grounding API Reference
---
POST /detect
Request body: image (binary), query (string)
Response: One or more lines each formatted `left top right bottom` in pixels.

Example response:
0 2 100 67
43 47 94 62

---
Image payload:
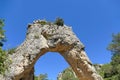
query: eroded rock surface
0 20 103 80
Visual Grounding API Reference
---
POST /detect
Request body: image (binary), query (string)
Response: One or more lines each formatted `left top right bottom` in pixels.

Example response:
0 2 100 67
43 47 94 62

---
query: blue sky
1 0 120 79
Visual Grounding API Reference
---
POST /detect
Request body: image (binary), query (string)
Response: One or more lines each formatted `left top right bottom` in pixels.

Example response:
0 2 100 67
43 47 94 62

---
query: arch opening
34 52 71 80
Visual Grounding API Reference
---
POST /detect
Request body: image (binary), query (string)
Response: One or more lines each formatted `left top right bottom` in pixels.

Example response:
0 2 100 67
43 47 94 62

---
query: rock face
1 20 103 80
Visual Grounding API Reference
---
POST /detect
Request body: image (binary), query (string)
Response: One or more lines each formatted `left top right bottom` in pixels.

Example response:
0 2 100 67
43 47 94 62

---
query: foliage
37 20 47 25
107 33 120 55
95 64 113 78
106 33 120 79
34 74 48 80
0 19 5 74
0 47 7 74
57 67 79 80
94 33 120 80
0 19 8 74
0 19 5 47
0 19 13 75
54 18 64 26
111 53 120 66
7 48 16 55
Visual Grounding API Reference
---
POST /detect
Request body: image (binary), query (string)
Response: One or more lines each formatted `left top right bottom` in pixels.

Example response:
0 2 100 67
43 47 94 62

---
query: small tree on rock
54 18 64 26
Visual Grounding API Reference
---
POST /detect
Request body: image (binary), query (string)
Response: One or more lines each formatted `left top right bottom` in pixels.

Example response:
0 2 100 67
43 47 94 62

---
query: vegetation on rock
7 48 16 55
34 73 48 80
35 20 47 25
34 18 64 26
57 67 79 80
54 18 64 26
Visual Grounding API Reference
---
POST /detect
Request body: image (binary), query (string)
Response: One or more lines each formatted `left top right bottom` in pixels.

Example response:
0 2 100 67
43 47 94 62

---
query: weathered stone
0 20 103 80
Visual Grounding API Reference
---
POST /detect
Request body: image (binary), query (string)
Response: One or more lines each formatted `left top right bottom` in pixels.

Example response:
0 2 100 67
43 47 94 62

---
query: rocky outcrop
0 20 103 80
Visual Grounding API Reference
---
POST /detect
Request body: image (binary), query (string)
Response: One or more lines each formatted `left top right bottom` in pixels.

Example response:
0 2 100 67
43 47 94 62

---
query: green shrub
54 18 64 26
0 19 5 47
0 48 7 74
7 48 16 55
57 67 79 80
0 48 15 75
34 73 48 80
37 20 47 25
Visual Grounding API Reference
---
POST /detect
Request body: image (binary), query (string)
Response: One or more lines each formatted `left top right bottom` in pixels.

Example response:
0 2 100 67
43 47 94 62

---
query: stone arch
2 20 103 80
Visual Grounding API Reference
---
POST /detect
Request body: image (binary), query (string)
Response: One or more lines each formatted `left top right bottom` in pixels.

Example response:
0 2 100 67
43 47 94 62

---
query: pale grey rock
0 20 103 80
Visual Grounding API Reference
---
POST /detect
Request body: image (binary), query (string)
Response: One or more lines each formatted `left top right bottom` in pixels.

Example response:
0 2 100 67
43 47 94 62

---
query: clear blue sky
1 0 120 80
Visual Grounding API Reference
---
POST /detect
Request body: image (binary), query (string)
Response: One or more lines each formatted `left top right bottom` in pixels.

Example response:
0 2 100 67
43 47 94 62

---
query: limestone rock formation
0 20 103 80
